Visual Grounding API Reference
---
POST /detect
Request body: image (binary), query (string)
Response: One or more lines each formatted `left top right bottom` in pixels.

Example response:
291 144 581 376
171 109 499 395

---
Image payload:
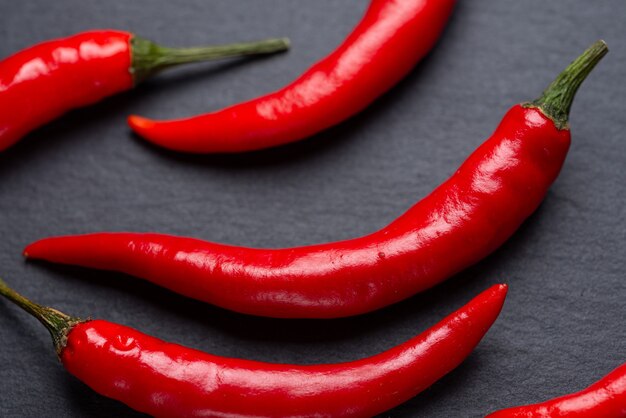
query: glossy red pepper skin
25 105 568 318
0 31 133 151
486 363 626 418
55 284 506 417
127 0 456 153
24 42 606 318
0 31 289 152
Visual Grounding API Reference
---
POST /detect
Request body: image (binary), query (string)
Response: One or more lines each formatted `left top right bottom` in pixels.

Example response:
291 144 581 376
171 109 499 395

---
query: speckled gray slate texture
0 1 624 417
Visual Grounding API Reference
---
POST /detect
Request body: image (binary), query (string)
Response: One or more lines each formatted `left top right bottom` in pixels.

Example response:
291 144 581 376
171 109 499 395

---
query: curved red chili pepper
24 42 607 319
127 0 457 153
0 30 289 151
486 363 626 417
0 279 507 417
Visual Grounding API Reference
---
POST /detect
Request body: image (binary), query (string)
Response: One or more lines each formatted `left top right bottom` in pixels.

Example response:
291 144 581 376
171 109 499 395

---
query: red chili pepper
127 0 457 153
0 30 289 151
486 363 626 417
0 279 507 417
25 42 607 319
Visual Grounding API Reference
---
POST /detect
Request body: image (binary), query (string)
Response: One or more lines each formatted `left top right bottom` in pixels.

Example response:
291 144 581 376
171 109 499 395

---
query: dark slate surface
0 1 624 417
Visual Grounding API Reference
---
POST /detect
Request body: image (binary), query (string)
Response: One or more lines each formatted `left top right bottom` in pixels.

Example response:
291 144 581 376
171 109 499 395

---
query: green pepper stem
131 37 290 83
0 278 82 354
529 40 608 129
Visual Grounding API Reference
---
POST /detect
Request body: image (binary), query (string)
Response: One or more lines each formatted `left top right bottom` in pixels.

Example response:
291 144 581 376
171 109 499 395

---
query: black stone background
0 1 624 417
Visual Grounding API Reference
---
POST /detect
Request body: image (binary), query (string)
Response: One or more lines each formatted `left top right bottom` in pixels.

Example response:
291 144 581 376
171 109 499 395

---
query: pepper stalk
131 37 290 83
0 277 82 355
528 40 608 129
